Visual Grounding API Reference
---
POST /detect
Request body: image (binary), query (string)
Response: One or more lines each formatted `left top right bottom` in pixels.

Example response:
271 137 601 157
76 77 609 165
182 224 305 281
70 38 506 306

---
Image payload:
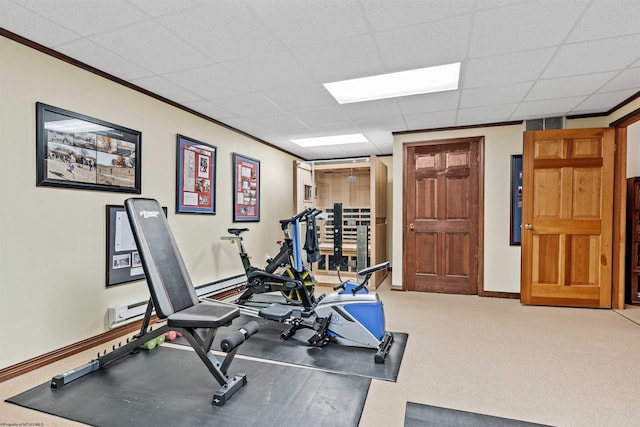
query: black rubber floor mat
404 402 553 427
173 314 407 381
7 346 371 427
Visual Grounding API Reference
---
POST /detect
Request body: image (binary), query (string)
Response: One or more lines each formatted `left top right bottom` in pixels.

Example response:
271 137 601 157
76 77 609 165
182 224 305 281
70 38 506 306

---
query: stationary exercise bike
222 208 322 313
258 261 394 363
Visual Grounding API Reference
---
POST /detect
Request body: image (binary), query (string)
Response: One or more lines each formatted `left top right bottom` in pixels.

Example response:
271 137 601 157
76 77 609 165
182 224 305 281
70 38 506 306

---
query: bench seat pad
167 302 239 329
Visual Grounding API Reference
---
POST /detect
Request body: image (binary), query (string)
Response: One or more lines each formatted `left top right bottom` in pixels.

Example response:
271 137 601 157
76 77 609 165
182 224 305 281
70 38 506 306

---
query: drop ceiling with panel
1 0 639 160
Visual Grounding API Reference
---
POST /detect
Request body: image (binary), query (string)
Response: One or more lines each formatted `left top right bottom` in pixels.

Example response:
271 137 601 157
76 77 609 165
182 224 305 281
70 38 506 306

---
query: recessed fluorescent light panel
291 133 368 148
324 62 461 104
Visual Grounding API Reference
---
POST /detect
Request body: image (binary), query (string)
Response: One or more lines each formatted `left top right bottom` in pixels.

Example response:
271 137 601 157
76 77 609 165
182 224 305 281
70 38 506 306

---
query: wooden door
521 128 614 308
403 138 481 294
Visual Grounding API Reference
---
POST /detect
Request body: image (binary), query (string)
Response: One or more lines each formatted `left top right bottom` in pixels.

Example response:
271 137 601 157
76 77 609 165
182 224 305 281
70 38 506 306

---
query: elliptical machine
221 208 322 313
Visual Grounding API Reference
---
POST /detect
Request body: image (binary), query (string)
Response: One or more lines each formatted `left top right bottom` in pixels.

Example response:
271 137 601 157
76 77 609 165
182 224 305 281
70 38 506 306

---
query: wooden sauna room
294 156 388 288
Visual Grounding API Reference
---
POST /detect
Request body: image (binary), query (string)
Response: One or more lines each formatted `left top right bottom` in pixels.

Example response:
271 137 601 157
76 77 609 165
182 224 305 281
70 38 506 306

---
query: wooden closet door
521 128 614 308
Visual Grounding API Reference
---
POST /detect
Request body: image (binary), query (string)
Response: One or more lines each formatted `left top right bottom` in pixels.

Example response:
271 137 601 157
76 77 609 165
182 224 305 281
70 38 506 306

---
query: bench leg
175 325 252 406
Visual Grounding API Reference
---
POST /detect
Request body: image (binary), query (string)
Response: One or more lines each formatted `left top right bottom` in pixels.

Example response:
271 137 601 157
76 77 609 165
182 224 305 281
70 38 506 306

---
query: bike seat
228 228 249 236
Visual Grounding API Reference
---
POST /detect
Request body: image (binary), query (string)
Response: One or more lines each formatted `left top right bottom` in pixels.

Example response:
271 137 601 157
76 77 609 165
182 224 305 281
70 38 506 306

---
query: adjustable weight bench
51 197 258 406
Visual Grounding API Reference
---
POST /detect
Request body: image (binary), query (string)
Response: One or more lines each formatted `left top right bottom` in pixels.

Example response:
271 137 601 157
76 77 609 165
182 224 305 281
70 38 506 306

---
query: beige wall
0 37 297 368
2 32 639 369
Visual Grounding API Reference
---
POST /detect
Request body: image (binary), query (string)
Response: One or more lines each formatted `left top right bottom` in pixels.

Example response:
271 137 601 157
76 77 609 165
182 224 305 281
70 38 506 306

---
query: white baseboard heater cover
107 274 246 328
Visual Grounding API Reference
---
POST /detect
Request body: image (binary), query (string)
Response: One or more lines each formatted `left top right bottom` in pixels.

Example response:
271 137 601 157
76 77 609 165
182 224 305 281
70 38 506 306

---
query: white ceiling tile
572 88 639 113
245 0 369 49
0 1 79 46
371 139 394 155
526 72 619 101
363 0 474 31
304 146 350 160
338 143 380 157
127 0 203 18
374 15 471 71
18 0 149 36
542 34 640 78
568 0 640 43
342 98 403 121
56 38 153 80
129 75 201 103
351 115 408 132
397 91 460 115
292 107 352 127
477 0 530 10
463 48 556 88
457 103 518 125
470 1 588 57
289 34 386 82
164 64 252 99
362 131 393 146
181 100 236 120
221 51 316 91
598 67 640 93
307 121 360 135
4 0 638 161
261 84 336 112
220 118 270 136
404 110 457 130
511 96 587 119
293 144 348 160
91 21 211 74
250 113 309 133
461 82 531 108
157 1 284 62
212 93 282 117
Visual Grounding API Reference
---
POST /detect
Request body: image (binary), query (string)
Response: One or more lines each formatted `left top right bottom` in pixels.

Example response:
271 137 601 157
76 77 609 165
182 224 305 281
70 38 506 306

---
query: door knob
524 224 533 230
409 223 415 230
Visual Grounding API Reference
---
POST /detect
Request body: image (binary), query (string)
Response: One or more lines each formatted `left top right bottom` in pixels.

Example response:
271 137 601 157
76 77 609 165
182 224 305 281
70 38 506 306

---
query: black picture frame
510 154 523 246
106 204 166 286
36 102 141 193
232 153 260 222
176 134 217 214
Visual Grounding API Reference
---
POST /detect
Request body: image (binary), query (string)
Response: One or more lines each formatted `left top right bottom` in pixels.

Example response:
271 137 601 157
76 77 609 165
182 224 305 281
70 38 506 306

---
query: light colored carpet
2 280 639 426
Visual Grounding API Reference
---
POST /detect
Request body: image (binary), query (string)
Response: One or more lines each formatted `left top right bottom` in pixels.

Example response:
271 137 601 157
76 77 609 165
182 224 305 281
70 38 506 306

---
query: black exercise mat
7 346 370 427
173 314 407 382
404 402 553 427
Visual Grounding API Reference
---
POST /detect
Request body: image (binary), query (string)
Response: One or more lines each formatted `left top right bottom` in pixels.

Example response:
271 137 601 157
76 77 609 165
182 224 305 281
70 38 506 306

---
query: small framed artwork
106 204 166 286
232 153 260 222
36 102 141 193
510 154 523 246
176 134 216 214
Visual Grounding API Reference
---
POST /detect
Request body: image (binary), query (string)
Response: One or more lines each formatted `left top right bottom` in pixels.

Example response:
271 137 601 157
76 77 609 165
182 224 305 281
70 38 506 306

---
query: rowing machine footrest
259 303 293 321
374 331 394 364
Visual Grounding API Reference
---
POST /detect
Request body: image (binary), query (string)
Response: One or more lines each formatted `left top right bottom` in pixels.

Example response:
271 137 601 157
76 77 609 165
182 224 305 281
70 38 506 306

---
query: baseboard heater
107 274 246 328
